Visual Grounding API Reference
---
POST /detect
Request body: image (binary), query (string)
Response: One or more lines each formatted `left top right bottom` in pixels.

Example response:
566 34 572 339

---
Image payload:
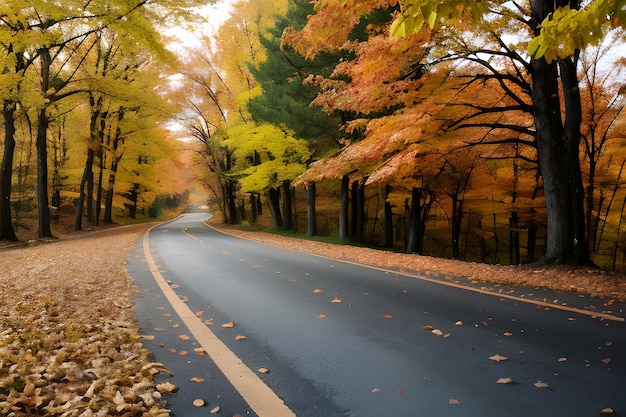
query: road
127 213 626 417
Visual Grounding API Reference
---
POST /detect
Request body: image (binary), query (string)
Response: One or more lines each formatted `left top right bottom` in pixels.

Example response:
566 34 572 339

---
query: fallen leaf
384 314 393 319
222 251 231 255
318 314 327 319
602 407 615 414
204 320 214 325
288 279 297 282
601 358 612 364
235 335 247 341
172 323 180 328
455 321 463 326
503 332 512 337
443 333 451 338
534 380 550 388
210 405 221 414
489 354 508 362
170 284 180 289
371 388 381 393
193 399 205 407
221 320 236 328
195 310 204 317
432 329 443 336
258 367 270 374
190 377 205 383
156 381 178 393
275 271 281 275
423 325 433 330
194 348 206 355
239 258 246 262
449 399 460 405
142 335 155 340
606 341 613 347
179 351 188 356
396 389 405 393
332 296 342 303
496 377 515 384
558 357 567 362
178 334 190 341
313 289 322 294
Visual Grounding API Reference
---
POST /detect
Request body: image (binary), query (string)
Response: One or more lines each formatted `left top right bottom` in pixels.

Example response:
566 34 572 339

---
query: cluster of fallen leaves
209 222 626 302
0 224 172 416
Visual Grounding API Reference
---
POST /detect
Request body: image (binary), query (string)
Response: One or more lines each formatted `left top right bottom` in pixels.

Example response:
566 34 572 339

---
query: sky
163 0 236 52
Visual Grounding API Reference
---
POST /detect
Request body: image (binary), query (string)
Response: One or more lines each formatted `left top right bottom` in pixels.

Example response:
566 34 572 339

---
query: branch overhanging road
128 213 626 417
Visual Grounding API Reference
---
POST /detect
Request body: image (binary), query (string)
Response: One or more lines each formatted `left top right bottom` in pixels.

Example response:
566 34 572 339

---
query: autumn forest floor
0 215 625 415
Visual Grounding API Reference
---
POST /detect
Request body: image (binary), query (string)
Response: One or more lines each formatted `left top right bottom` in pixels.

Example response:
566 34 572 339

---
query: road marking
142 228 297 417
203 223 625 324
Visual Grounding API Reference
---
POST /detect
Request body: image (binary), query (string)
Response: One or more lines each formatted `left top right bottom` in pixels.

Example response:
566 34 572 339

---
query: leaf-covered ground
0 224 172 417
1 219 625 416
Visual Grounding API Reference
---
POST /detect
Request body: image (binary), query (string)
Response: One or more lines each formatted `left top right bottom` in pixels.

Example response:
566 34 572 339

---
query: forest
1 0 626 271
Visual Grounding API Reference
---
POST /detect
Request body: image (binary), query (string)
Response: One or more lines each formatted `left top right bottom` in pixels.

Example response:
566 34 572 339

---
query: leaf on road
455 321 463 326
258 367 270 374
332 296 342 303
170 284 180 289
179 334 191 341
384 314 393 319
449 399 460 405
142 335 155 340
534 380 550 388
432 329 443 336
195 310 204 317
503 332 512 337
601 358 612 364
558 357 567 362
190 377 205 383
156 382 178 393
489 354 508 362
179 351 188 356
288 279 297 282
606 341 613 347
602 408 615 414
275 271 281 275
396 389 405 393
239 258 246 262
221 320 236 328
222 251 231 255
172 323 180 328
193 399 205 407
318 314 327 319
496 377 515 384
210 405 221 414
235 335 247 341
204 320 214 325
194 348 206 355
423 325 433 330
313 289 322 294
371 388 381 393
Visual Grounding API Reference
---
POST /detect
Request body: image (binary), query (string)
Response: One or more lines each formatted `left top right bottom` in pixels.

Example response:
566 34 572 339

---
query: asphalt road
128 213 626 417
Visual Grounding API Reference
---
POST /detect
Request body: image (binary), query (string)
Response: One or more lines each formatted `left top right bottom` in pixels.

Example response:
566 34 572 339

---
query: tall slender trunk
36 106 53 239
74 148 94 230
306 182 317 237
281 180 293 230
339 175 349 240
0 100 18 241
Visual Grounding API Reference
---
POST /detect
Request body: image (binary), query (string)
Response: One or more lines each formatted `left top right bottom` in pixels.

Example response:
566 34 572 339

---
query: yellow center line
142 228 297 417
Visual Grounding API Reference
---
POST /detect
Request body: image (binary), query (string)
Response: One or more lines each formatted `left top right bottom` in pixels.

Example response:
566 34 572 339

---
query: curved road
128 213 626 417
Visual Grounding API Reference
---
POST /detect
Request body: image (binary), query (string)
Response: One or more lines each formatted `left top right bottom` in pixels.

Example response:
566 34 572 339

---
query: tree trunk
406 187 422 253
36 107 53 238
74 148 95 230
36 48 53 239
281 180 292 230
307 182 317 237
0 100 18 241
339 175 349 240
268 187 283 227
451 193 463 260
384 185 393 247
529 0 588 265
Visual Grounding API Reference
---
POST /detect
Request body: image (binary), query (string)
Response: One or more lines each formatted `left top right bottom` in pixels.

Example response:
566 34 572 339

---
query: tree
223 121 311 228
390 0 625 264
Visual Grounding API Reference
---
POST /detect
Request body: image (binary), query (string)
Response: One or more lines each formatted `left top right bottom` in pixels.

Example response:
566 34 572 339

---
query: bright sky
163 0 235 52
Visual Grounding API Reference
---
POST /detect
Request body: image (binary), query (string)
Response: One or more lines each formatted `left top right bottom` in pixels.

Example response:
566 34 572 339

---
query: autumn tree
390 0 626 264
